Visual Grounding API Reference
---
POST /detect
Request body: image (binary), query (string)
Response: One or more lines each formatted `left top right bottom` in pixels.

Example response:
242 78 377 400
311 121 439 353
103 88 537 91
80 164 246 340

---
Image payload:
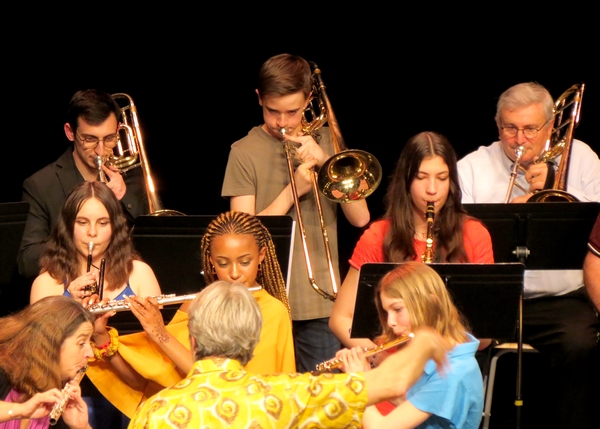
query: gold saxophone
311 333 414 375
421 202 435 264
49 365 88 426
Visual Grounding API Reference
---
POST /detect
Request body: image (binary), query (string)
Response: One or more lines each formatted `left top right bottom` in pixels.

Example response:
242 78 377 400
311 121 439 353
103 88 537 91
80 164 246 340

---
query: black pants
520 288 600 429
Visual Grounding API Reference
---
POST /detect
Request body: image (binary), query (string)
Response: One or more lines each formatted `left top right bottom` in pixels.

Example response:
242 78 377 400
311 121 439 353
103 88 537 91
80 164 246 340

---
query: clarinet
49 366 88 426
421 202 435 264
83 242 98 294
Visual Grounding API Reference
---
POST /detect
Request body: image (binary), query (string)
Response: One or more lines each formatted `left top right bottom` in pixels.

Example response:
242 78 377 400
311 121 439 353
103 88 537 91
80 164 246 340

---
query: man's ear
64 123 75 142
256 89 263 106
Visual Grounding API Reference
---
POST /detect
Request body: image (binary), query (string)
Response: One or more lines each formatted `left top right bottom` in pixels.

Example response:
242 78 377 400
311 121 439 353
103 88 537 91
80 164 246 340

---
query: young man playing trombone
221 53 371 373
18 89 148 280
457 82 600 428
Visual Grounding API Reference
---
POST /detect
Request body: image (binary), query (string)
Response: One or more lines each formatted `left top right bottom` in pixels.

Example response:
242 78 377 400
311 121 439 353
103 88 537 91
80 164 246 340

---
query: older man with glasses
457 81 600 428
18 89 148 281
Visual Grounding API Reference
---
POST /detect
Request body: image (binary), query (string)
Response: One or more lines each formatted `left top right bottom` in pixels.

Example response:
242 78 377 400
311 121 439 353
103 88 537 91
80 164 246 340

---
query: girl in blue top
340 261 483 429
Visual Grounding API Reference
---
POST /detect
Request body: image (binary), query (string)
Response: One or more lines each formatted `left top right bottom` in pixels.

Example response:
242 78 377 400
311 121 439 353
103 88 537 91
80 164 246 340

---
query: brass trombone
505 83 584 202
282 62 382 301
110 93 185 216
527 83 584 202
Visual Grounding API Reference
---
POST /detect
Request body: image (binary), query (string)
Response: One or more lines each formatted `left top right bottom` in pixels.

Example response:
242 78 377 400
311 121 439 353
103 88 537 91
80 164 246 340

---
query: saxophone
421 202 435 264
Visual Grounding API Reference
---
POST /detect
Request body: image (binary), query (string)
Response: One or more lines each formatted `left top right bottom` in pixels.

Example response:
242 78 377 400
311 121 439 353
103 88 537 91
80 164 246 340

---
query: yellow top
128 358 367 428
86 289 296 418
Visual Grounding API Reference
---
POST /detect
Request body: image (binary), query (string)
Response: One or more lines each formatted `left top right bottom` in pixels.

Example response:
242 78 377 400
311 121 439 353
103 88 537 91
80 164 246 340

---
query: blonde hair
375 262 470 345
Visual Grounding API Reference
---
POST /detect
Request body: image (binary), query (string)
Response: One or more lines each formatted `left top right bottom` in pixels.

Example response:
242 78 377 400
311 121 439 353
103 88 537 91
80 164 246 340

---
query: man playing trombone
222 53 371 373
18 89 148 281
457 82 600 428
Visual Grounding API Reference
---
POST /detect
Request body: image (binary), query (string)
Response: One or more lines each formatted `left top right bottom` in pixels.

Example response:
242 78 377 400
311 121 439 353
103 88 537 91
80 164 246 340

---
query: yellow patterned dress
128 358 368 428
87 288 296 418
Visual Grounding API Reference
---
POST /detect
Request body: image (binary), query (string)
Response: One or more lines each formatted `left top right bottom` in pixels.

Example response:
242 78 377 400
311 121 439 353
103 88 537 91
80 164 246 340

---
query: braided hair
200 211 291 321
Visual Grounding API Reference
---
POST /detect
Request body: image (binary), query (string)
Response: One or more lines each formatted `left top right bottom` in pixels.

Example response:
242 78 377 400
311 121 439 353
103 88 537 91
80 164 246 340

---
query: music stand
352 263 524 341
109 215 295 334
463 201 600 426
463 202 600 268
0 202 29 317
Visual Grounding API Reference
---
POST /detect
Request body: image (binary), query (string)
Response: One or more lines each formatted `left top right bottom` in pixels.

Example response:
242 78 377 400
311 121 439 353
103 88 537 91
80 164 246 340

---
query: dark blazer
17 146 148 279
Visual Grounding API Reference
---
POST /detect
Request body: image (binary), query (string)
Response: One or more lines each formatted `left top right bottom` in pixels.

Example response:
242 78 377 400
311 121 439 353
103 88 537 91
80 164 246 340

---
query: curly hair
200 211 291 321
383 131 471 263
0 296 94 399
39 181 140 291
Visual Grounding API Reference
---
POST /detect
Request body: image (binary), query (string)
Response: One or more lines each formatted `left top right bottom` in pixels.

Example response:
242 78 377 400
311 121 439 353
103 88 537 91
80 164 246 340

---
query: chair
481 342 539 429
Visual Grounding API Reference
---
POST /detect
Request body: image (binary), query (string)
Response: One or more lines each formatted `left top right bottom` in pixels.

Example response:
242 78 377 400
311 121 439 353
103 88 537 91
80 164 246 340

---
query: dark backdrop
3 19 599 277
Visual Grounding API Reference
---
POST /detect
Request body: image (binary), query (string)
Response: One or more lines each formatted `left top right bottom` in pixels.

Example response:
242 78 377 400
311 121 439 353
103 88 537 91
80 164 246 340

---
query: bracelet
8 407 13 418
90 327 119 361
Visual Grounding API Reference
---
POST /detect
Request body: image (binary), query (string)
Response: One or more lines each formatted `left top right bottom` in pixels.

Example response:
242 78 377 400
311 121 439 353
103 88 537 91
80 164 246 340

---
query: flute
86 293 198 314
49 365 88 426
311 332 414 375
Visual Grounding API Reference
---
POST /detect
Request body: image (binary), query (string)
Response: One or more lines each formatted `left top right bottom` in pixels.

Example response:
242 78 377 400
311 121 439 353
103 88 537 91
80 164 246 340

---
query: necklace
248 285 263 292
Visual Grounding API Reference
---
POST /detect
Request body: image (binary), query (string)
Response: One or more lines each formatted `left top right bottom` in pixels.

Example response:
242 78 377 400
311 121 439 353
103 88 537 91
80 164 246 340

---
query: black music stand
463 202 600 269
109 215 295 334
0 202 29 317
462 202 600 427
351 263 524 342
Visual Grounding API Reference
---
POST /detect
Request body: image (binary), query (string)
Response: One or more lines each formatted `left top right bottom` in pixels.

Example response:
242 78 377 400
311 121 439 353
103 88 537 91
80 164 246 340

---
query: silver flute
86 293 198 314
49 365 88 426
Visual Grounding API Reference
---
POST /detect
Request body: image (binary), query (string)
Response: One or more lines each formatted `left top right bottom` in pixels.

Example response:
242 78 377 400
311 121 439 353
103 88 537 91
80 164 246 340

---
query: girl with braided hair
194 210 295 373
199 210 291 322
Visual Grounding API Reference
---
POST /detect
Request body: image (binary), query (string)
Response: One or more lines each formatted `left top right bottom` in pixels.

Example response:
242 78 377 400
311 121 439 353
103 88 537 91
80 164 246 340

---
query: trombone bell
318 149 382 202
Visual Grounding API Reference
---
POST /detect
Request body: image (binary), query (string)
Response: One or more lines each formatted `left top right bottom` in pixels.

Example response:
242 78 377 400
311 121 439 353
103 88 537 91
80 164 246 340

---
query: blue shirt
408 333 483 429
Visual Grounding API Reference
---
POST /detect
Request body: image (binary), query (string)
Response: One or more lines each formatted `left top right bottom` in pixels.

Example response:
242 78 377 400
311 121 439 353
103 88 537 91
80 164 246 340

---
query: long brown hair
39 181 140 290
0 296 94 398
383 131 470 263
200 211 291 321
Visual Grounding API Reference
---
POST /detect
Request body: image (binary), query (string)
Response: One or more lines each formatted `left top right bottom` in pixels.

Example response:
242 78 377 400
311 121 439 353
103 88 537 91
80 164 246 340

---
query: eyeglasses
500 118 551 139
76 132 119 149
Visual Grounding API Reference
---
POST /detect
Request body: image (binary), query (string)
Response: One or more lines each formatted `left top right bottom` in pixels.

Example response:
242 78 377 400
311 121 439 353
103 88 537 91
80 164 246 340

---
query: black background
3 14 599 266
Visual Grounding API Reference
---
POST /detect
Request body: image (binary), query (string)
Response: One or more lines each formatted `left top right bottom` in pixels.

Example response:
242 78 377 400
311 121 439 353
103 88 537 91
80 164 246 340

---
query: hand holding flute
49 366 88 426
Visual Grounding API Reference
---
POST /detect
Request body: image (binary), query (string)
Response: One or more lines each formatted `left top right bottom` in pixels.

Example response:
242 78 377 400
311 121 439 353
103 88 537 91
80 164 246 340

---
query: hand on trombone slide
510 160 551 203
100 162 127 200
292 158 318 196
281 129 329 166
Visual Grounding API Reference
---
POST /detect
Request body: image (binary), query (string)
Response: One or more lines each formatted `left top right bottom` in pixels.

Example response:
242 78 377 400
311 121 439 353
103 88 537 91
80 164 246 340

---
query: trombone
527 83 583 202
504 83 584 202
109 93 185 216
282 62 382 301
